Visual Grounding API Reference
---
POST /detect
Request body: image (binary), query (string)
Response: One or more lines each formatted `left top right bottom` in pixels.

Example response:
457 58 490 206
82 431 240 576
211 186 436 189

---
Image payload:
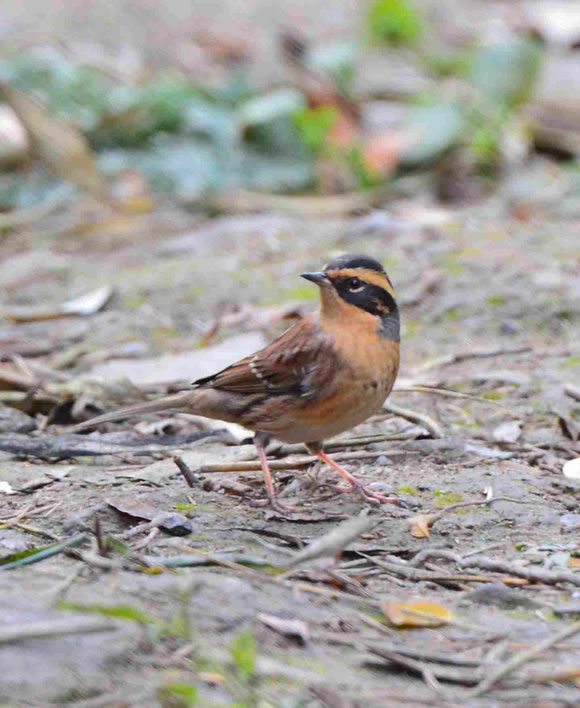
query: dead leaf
106 496 192 536
257 612 310 645
105 497 162 522
0 285 114 323
407 513 436 538
381 600 453 628
567 558 580 569
0 82 109 201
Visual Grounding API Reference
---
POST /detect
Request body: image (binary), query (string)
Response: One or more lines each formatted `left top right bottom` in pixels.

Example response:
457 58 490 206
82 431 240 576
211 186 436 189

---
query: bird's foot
248 495 298 514
332 481 404 507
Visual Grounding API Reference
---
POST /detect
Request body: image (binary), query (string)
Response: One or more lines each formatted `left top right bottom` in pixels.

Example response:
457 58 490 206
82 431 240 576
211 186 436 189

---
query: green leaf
368 0 422 47
230 629 257 679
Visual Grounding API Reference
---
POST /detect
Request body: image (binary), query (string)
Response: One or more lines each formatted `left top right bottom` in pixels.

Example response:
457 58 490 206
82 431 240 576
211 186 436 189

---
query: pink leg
250 435 296 513
314 451 400 507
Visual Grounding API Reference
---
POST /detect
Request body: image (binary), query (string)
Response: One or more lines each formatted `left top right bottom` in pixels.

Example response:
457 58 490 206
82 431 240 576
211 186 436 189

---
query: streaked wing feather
193 318 335 397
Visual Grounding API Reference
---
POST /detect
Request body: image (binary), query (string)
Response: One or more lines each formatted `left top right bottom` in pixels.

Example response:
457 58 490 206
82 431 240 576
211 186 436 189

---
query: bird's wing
193 317 337 398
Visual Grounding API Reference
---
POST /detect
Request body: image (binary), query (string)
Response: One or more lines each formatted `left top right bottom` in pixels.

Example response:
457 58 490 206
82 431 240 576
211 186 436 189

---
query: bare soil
0 162 579 706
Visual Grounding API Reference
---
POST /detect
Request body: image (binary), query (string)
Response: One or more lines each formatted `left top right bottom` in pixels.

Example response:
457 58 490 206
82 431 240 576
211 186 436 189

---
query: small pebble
560 514 580 534
500 320 519 335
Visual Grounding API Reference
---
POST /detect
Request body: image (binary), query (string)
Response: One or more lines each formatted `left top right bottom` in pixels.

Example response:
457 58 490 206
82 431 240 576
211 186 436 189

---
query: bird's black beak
301 271 330 287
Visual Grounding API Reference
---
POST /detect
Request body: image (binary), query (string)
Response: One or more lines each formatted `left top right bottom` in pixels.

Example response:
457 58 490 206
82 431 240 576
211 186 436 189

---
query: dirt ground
0 1 580 706
1 158 579 707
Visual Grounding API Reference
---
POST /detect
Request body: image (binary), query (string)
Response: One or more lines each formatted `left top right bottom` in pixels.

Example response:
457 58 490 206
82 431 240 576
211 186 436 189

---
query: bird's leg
250 433 296 513
311 448 400 507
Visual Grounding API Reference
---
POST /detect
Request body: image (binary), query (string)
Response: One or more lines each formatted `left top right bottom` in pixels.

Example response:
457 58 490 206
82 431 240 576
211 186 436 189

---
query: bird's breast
275 336 399 443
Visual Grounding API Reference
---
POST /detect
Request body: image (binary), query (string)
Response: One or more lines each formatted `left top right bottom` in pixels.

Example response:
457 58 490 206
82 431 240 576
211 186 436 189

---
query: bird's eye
348 277 364 292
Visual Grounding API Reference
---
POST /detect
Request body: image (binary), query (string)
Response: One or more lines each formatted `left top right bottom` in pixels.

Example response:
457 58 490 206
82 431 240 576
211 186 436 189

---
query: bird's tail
72 391 196 432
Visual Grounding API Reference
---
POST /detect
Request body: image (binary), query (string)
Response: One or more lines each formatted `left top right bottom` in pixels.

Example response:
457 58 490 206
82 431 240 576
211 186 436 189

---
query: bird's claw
248 496 298 514
331 481 403 508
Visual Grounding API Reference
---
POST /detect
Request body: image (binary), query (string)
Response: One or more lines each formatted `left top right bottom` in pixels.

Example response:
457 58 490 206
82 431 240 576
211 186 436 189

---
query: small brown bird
74 254 400 511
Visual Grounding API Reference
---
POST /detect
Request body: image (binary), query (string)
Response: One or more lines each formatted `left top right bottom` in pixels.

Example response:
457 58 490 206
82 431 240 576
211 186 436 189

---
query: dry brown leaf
567 558 580 569
0 82 109 201
407 513 436 538
381 600 453 628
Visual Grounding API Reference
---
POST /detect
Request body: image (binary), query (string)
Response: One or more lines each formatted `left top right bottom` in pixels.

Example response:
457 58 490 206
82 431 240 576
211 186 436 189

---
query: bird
73 253 400 512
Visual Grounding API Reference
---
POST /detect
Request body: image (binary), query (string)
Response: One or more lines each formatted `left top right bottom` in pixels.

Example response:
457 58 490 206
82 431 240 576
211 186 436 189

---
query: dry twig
409 549 580 588
382 401 443 438
415 346 532 373
0 616 115 644
467 619 580 697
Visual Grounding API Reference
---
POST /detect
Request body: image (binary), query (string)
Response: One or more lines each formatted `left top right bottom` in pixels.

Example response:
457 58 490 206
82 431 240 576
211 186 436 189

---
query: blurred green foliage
0 16 545 207
230 629 257 681
368 0 422 47
292 106 338 154
158 683 199 707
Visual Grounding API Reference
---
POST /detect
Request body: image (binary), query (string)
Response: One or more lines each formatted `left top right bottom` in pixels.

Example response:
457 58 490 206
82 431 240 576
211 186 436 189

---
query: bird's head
301 253 399 340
